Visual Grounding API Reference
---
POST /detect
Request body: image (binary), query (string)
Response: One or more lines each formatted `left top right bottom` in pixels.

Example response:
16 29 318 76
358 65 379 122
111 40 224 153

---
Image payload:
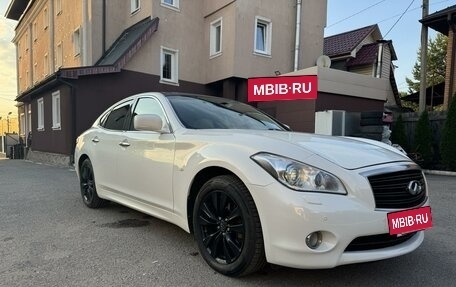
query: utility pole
419 0 429 113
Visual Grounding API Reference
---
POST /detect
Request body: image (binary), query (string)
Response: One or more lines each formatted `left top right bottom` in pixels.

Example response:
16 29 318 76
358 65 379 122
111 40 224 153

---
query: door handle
119 141 130 147
92 137 100 143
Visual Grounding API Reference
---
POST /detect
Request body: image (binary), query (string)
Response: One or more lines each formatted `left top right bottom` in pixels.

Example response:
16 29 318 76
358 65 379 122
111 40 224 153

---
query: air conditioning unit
315 110 346 136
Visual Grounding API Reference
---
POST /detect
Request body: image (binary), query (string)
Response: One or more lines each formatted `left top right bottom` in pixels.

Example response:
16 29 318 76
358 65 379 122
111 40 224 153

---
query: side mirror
133 114 170 133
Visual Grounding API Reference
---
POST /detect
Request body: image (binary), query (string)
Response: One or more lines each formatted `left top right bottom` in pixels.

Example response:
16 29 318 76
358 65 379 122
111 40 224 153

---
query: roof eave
5 0 30 20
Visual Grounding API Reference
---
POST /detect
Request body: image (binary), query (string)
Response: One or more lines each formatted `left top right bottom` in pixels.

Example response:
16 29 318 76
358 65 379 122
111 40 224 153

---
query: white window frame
37 98 44 131
210 18 222 57
160 46 179 85
52 91 61 129
44 53 49 76
33 21 37 42
131 0 140 14
73 27 81 57
27 104 32 134
161 0 180 11
254 16 272 56
56 42 63 68
20 113 25 136
33 62 38 83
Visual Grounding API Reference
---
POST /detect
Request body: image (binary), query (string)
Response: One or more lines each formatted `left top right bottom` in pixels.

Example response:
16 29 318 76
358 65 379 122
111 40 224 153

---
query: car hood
189 130 410 170
272 132 409 170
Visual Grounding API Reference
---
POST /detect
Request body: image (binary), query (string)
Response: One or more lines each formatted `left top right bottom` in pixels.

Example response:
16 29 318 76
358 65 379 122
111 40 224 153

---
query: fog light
306 231 322 249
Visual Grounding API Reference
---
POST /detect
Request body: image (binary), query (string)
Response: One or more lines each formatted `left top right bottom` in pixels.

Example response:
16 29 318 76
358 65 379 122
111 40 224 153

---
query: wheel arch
187 166 239 233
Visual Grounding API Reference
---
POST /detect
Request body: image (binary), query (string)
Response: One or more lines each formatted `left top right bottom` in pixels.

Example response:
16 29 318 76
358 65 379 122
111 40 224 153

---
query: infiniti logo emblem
407 180 423 196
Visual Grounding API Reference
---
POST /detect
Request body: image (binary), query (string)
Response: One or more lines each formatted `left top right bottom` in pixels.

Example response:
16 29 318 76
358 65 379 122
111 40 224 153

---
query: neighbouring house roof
420 5 456 35
402 82 445 106
323 24 378 57
16 17 159 101
346 42 378 67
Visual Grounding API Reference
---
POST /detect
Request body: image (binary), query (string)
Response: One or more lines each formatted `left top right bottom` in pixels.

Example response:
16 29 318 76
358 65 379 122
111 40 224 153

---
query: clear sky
0 0 454 117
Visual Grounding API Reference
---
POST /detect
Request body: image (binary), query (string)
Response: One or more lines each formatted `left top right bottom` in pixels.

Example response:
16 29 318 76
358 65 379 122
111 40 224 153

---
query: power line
377 0 449 24
383 0 416 38
327 0 388 28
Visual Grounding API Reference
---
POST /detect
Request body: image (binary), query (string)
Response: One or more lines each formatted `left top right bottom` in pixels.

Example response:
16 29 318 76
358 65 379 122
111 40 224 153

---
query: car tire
79 159 107 208
193 175 266 277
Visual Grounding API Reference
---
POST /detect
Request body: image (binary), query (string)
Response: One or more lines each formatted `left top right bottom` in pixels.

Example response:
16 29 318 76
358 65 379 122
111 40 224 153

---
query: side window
103 100 133 130
130 97 166 130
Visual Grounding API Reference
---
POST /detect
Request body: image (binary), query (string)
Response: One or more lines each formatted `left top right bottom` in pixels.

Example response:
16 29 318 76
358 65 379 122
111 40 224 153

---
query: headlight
251 153 347 195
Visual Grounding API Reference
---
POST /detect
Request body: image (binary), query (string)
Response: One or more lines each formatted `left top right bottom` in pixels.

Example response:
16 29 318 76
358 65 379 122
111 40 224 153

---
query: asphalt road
0 159 455 287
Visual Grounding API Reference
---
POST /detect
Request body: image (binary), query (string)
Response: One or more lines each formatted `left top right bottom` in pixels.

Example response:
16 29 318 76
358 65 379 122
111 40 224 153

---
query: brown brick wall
444 26 456 109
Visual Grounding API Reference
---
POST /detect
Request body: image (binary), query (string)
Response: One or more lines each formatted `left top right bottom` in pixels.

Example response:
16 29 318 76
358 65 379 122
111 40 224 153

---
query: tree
413 110 433 168
391 114 409 151
440 95 456 171
406 33 447 93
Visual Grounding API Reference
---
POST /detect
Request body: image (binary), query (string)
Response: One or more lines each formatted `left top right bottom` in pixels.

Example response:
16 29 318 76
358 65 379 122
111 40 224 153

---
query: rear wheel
193 175 266 277
79 159 107 208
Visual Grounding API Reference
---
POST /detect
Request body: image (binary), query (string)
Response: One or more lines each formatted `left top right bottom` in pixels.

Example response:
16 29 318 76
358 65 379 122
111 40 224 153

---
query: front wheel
79 158 107 208
193 175 266 276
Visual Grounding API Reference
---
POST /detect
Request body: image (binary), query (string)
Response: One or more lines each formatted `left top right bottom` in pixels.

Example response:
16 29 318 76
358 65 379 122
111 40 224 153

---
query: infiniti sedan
75 92 431 276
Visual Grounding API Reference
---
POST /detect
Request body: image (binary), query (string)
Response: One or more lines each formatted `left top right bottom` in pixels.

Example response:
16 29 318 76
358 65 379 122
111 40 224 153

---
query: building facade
6 0 327 165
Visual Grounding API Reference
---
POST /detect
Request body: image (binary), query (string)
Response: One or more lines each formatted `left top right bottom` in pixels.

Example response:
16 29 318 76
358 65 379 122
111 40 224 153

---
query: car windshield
167 95 287 131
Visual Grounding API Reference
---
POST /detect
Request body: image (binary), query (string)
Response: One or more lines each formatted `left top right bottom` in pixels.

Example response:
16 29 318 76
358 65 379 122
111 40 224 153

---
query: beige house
6 0 327 164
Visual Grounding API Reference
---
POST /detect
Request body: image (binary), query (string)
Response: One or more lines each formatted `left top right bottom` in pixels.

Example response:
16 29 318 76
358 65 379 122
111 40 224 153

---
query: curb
423 169 456 176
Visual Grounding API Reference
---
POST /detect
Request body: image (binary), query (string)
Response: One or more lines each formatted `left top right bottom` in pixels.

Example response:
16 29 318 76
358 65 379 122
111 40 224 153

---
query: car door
116 97 176 212
90 99 134 194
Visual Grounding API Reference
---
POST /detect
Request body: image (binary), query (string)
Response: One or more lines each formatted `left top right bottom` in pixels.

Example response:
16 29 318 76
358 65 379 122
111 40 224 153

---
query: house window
131 0 140 13
43 8 49 29
25 32 29 51
160 47 178 84
33 22 37 42
44 53 49 76
73 28 81 56
56 0 62 15
254 16 272 55
37 98 44 131
56 42 63 68
210 18 222 57
20 113 25 136
161 0 179 10
33 63 38 83
27 104 32 134
52 91 61 129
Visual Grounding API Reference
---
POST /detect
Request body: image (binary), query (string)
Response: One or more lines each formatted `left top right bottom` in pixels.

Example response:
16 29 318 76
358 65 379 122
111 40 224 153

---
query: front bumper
247 179 427 269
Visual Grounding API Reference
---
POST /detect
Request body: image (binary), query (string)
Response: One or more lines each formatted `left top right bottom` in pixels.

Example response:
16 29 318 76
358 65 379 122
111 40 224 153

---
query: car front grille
367 169 427 209
345 232 417 252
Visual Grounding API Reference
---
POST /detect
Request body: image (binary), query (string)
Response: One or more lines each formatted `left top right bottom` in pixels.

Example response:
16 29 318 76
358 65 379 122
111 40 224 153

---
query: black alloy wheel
79 159 107 208
193 175 266 276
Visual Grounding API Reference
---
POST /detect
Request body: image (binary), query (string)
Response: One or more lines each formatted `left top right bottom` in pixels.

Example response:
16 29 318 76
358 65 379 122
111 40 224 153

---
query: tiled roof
60 17 159 79
324 24 378 57
97 17 158 66
346 43 378 67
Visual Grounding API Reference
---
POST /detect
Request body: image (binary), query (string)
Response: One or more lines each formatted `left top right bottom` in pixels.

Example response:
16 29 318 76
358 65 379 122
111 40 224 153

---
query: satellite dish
316 55 331 68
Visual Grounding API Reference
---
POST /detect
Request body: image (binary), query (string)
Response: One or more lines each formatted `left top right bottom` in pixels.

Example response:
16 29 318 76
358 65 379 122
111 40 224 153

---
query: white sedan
75 92 430 276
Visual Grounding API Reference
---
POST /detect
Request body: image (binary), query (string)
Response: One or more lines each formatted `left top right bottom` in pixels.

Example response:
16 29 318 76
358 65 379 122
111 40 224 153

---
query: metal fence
400 111 447 159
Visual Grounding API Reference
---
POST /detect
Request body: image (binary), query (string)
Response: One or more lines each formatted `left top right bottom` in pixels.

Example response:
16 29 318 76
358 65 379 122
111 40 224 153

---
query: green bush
391 114 409 151
413 110 434 168
440 96 456 171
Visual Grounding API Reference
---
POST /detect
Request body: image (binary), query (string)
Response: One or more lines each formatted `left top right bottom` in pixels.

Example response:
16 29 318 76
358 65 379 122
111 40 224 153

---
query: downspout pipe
375 40 387 78
294 0 302 72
